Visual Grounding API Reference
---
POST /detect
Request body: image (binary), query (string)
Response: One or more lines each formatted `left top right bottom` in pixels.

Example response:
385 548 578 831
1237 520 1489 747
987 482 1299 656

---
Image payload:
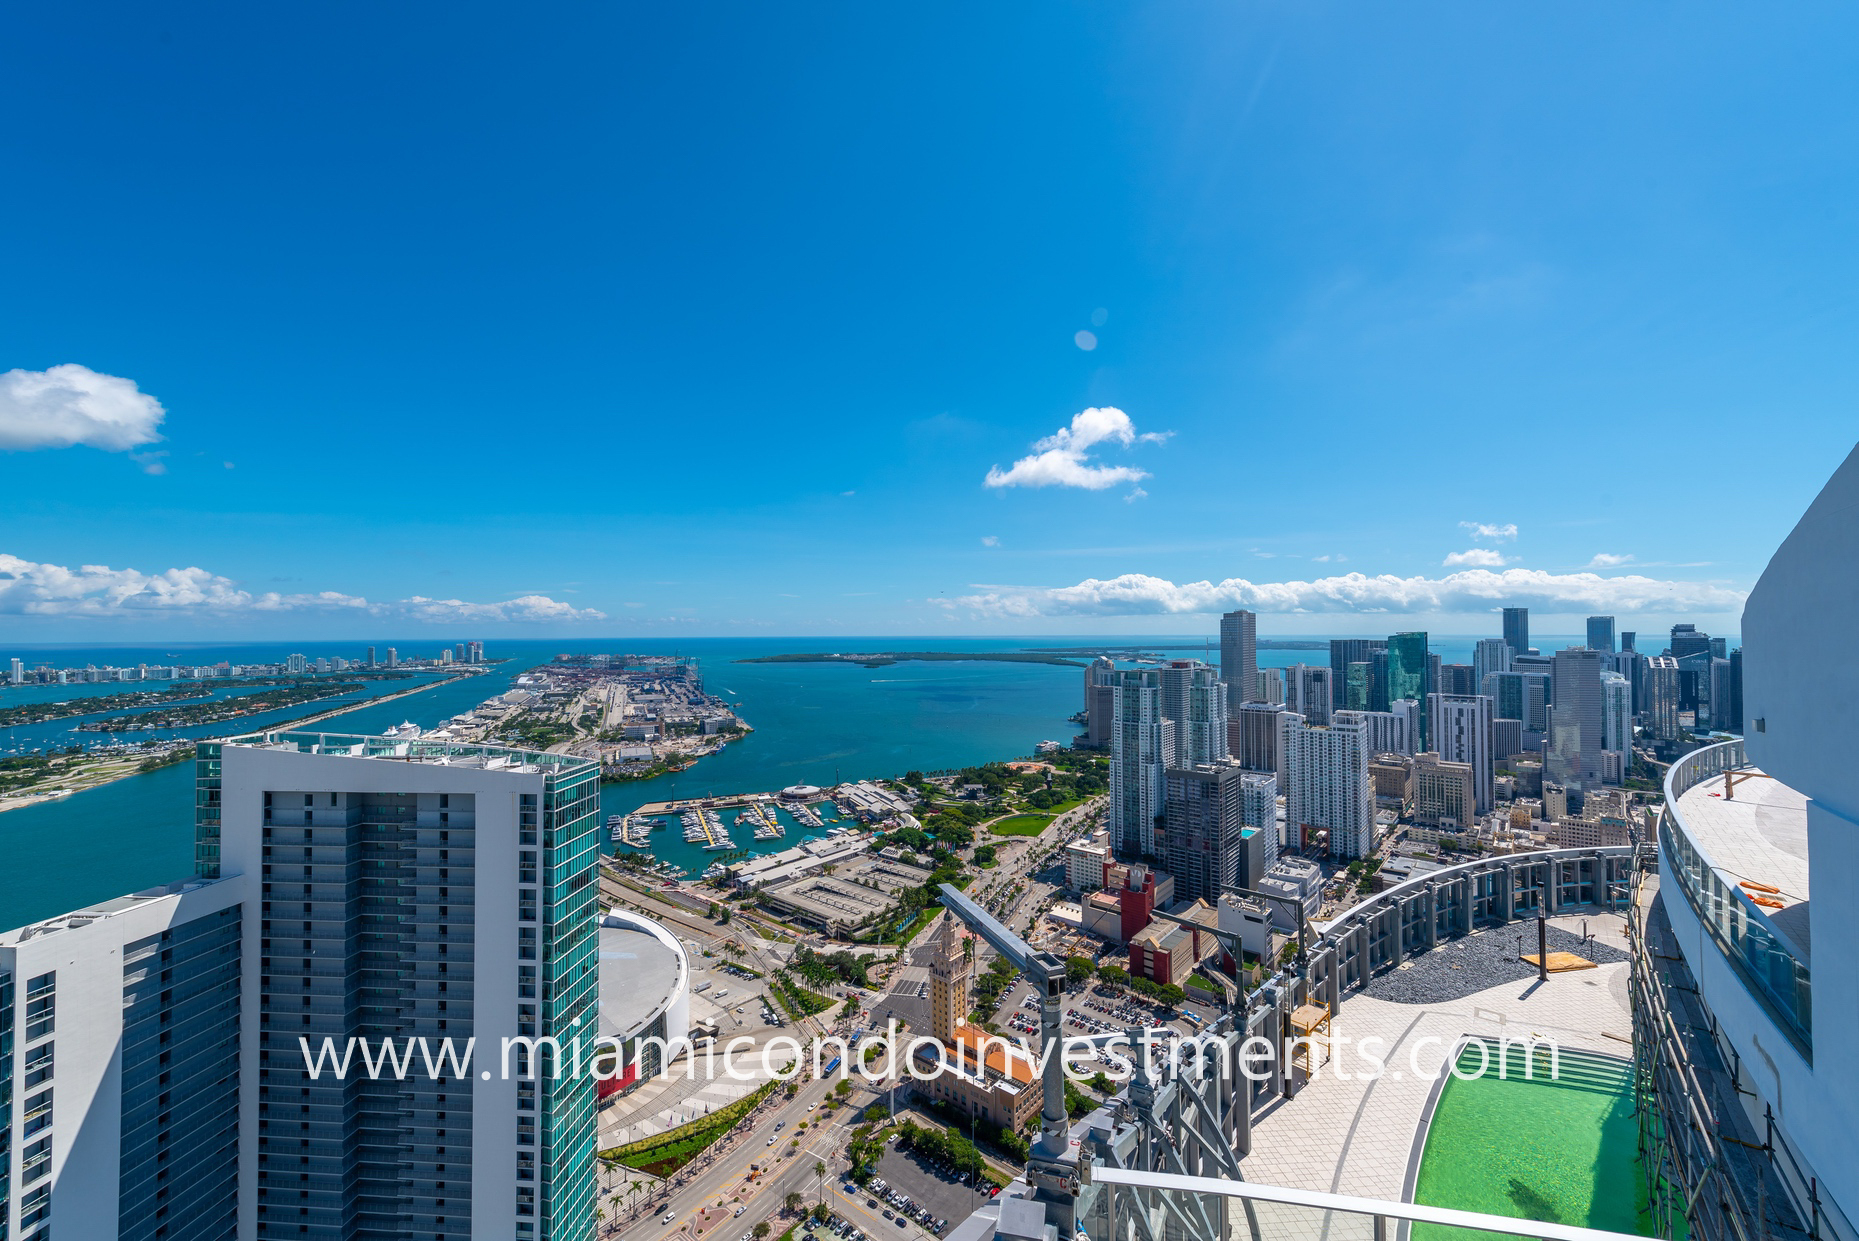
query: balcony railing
1659 739 1812 1059
1080 1169 1651 1241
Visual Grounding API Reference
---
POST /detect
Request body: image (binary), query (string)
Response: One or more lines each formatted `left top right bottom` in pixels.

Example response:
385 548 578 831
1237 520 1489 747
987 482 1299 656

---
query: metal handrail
1656 737 1811 1056
1086 1167 1650 1241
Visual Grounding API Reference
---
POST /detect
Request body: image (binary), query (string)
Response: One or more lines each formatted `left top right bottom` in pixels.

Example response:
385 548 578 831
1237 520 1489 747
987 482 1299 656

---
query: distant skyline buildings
1160 660 1229 767
1547 646 1607 802
1385 632 1430 750
1285 663 1333 726
1502 607 1530 657
1328 638 1384 710
1283 711 1374 859
1472 637 1512 691
1109 669 1169 856
0 642 482 687
1428 692 1496 814
1218 610 1258 710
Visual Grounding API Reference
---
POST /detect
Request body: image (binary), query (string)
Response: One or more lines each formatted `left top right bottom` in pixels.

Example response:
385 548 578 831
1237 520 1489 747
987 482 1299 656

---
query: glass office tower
1385 631 1430 750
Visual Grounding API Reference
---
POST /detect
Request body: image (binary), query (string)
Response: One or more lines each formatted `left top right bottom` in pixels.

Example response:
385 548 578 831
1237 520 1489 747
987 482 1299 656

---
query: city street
612 1069 857 1241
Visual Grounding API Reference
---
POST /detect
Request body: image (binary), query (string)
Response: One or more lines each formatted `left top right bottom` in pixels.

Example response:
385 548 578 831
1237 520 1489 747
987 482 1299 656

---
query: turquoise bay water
0 633 1562 928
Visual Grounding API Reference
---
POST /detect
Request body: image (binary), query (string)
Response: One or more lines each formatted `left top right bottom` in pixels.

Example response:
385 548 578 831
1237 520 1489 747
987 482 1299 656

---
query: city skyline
5 7 1856 638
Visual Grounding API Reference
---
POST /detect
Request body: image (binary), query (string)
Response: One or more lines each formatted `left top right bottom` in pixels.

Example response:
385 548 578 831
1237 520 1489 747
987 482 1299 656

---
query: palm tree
814 1159 828 1210
785 1191 804 1214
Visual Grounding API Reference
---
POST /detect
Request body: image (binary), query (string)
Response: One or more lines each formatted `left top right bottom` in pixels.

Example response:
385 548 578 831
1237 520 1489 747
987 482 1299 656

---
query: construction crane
940 883 1278 1241
936 884 1081 1220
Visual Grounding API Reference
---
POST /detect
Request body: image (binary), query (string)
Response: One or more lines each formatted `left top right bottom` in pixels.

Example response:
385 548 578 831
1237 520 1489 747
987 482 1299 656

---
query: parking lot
804 1212 873 1241
993 980 1192 1034
869 1145 992 1235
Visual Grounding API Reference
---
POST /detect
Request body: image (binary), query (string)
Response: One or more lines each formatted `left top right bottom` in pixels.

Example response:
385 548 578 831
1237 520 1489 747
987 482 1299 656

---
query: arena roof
598 918 685 1042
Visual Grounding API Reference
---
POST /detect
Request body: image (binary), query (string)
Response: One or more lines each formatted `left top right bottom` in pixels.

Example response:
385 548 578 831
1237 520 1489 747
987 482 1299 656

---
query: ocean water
0 633 1581 927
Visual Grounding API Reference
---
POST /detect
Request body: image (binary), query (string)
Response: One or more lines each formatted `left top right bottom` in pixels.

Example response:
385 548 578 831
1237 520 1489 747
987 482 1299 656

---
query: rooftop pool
1411 1042 1652 1240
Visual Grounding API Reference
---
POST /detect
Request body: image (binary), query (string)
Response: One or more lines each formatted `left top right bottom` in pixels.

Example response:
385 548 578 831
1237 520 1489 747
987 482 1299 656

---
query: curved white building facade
1655 443 1859 1241
596 908 690 1091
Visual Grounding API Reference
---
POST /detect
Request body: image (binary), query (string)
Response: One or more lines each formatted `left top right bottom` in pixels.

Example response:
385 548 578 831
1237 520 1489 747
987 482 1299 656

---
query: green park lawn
989 813 1052 837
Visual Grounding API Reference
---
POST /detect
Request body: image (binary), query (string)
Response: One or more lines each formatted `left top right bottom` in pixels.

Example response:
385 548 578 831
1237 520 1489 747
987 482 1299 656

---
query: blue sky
2 2 1855 640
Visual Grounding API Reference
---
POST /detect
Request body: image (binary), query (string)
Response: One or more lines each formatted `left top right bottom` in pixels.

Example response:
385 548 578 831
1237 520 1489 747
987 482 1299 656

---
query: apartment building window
22 1089 52 1137
20 1135 50 1184
24 1040 54 1089
24 971 55 1041
20 1183 50 1229
519 927 537 960
518 965 537 999
519 850 537 885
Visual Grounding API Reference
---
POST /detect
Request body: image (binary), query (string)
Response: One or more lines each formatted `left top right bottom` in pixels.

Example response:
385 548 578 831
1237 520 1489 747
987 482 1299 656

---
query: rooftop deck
598 918 684 1042
1673 761 1812 959
0 876 235 945
221 729 597 777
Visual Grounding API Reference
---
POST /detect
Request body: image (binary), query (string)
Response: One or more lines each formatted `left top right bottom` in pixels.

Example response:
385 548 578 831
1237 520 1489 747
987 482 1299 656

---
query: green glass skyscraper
1386 631 1430 749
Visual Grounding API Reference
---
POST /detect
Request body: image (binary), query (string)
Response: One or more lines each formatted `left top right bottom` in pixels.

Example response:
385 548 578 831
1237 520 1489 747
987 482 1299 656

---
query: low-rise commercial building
912 915 1043 1132
1063 829 1112 892
1368 754 1412 809
1255 856 1323 932
1079 863 1172 944
1215 893 1272 964
1412 752 1477 828
1128 899 1219 986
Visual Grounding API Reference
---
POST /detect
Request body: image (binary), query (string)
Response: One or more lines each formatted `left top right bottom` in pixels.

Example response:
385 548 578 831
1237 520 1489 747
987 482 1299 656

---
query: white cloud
1124 487 1148 503
980 535 1000 547
1458 521 1519 543
1443 548 1510 567
396 595 603 623
1074 330 1097 351
0 364 167 453
0 553 605 621
941 568 1746 619
984 407 1166 491
1586 553 1635 568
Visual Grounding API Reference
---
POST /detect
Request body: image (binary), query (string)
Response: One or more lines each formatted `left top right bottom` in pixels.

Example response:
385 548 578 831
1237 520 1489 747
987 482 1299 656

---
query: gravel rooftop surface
1359 923 1630 1005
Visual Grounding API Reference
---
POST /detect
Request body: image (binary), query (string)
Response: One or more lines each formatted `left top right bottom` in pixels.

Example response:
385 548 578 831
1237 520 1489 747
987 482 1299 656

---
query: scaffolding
1629 868 1822 1241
